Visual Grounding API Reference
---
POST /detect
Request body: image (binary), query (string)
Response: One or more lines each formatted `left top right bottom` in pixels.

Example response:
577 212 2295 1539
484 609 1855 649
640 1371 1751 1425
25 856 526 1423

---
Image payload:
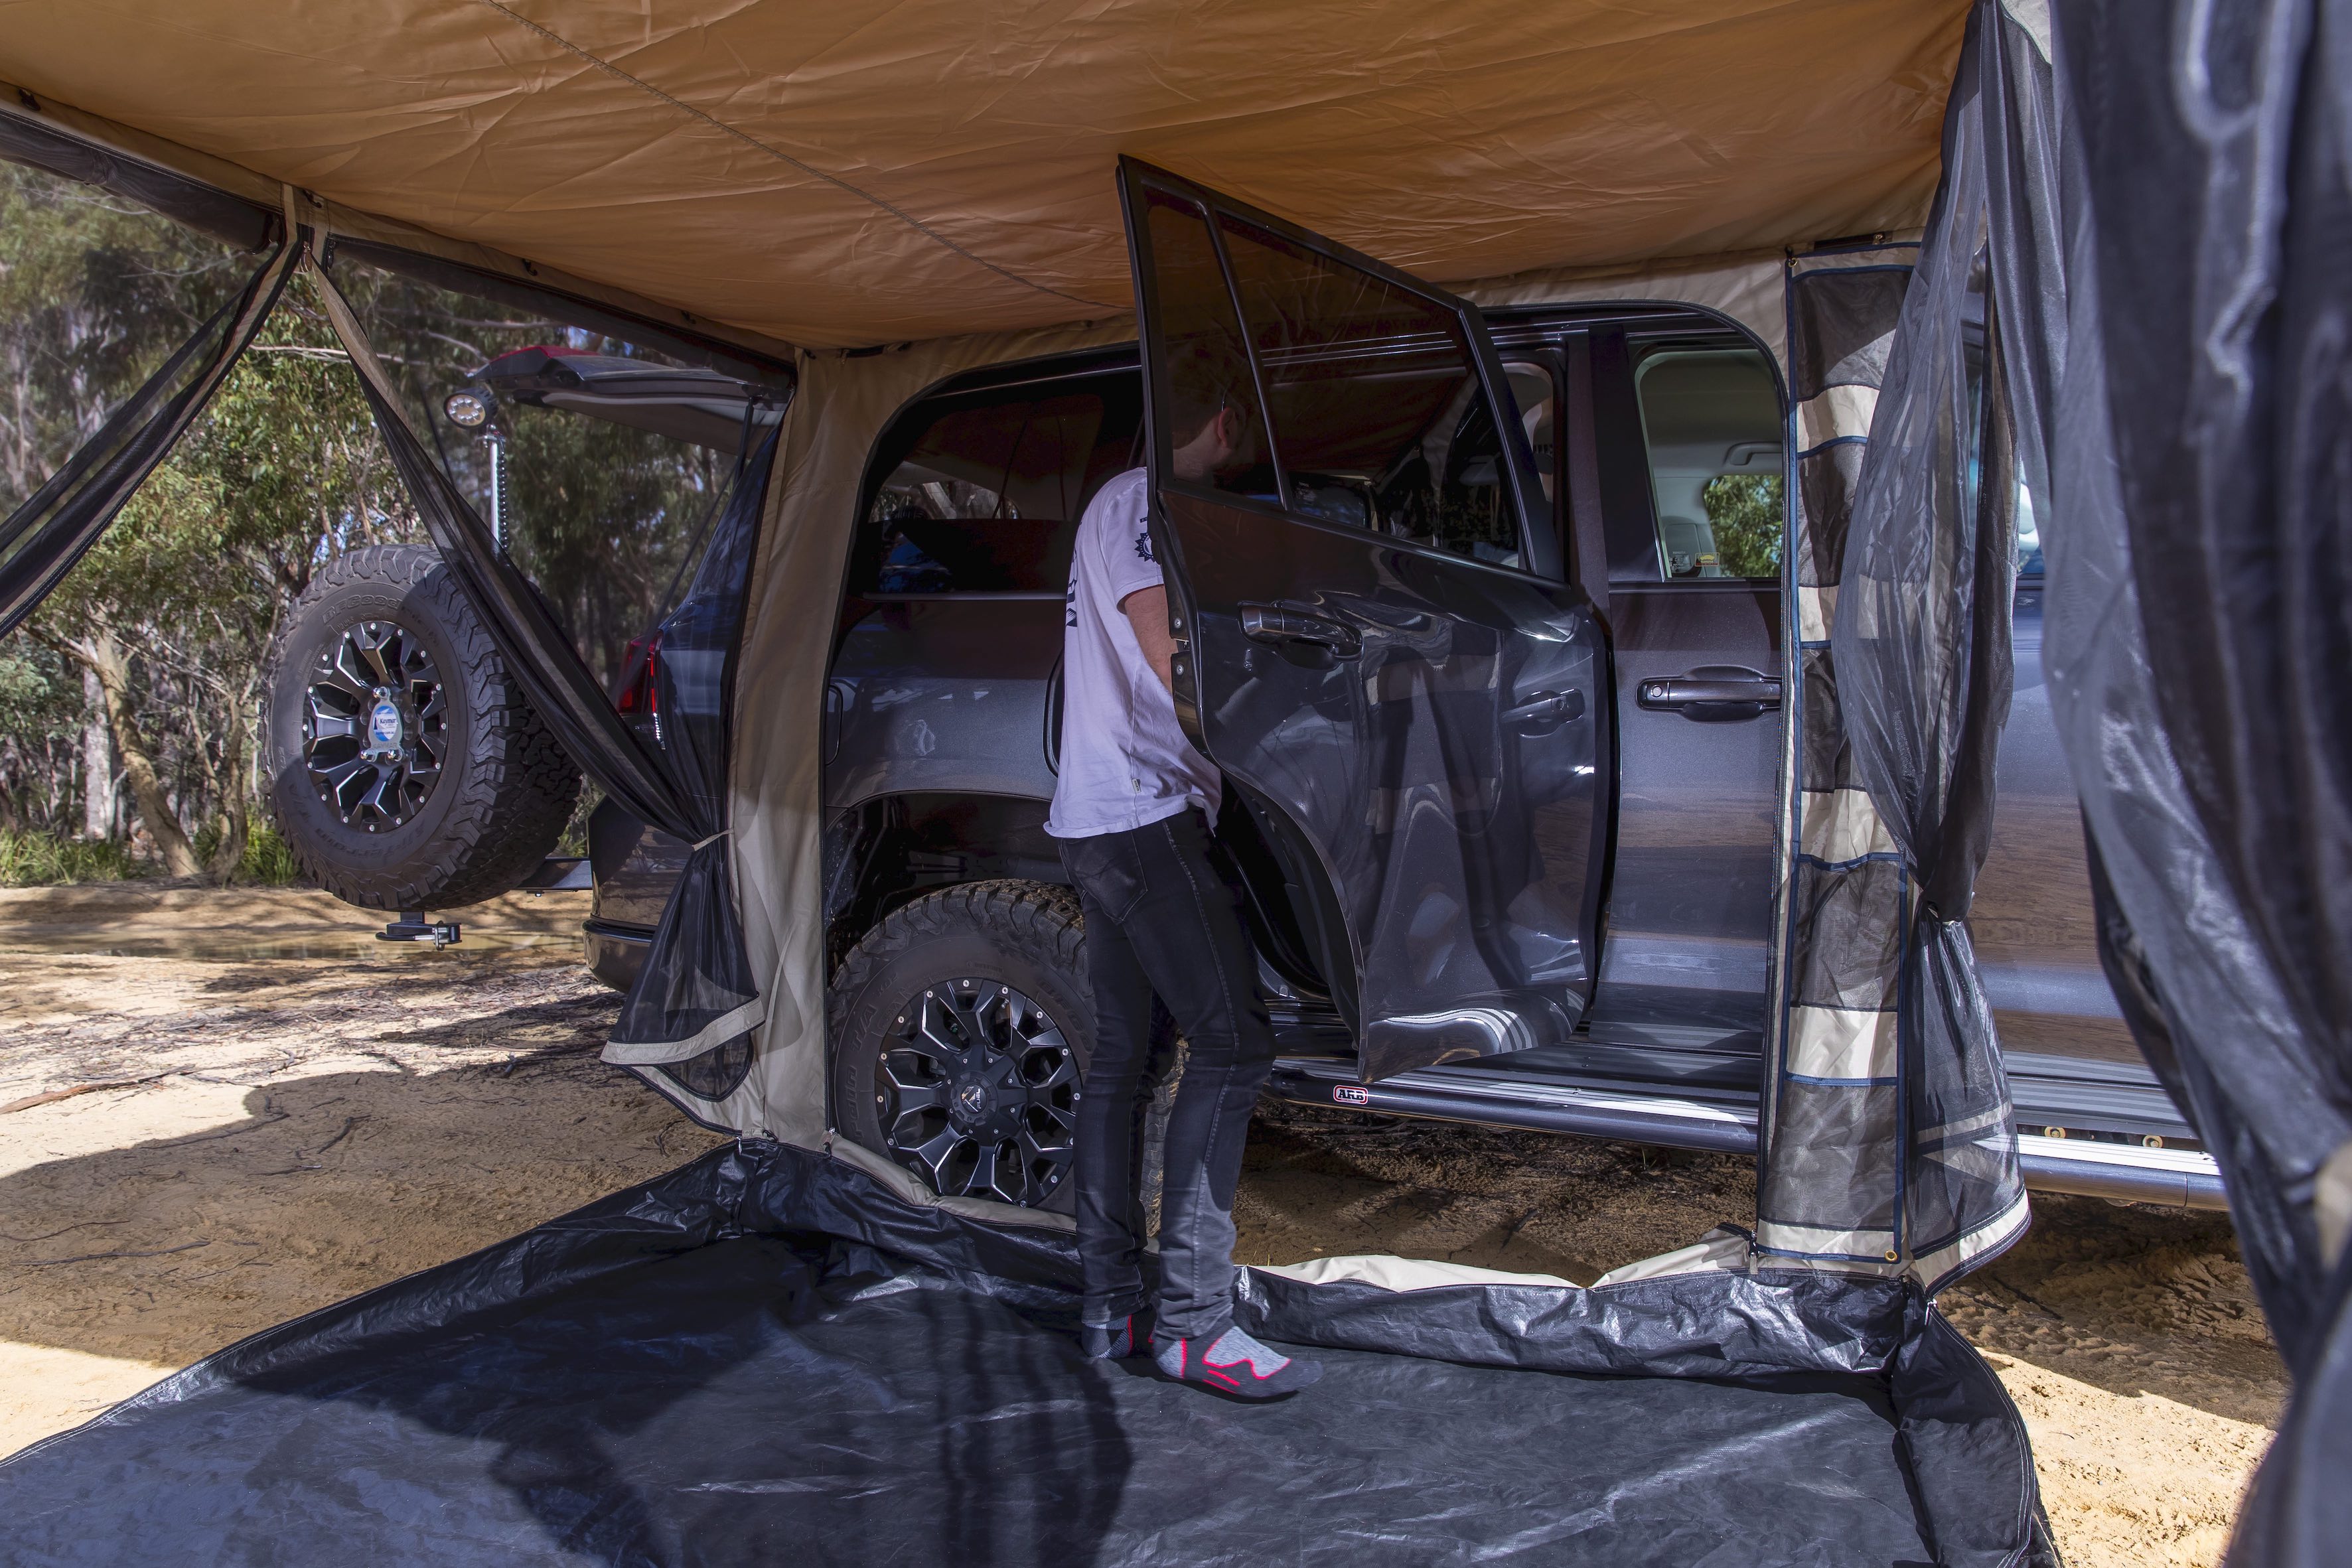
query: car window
1214 214 1526 570
2014 469 2043 577
1631 347 1783 580
1139 190 1282 504
857 377 1141 594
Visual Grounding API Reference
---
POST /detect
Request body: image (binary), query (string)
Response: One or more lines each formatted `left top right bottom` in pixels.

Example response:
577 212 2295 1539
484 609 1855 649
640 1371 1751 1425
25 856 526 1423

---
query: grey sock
1156 1324 1315 1392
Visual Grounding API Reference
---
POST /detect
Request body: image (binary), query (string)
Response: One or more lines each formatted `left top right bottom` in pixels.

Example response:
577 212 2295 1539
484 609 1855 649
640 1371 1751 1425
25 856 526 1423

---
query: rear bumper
583 917 653 993
1266 1059 2228 1210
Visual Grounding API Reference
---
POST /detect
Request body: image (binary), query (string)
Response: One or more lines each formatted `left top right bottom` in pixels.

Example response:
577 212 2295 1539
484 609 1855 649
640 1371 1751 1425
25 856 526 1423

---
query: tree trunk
80 666 115 840
73 630 200 878
203 703 250 882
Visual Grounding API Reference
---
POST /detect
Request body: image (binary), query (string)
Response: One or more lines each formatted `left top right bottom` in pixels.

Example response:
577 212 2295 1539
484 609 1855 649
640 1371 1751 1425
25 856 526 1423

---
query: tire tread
263 544 581 910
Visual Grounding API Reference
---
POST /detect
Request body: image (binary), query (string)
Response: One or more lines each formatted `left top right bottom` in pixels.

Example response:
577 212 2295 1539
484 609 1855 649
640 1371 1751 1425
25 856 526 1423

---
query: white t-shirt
1045 469 1221 838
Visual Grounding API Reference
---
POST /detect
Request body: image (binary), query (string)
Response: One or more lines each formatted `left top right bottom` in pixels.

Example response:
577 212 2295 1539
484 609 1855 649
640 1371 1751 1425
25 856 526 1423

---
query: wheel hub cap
366 697 404 757
878 978 1080 1207
302 620 445 831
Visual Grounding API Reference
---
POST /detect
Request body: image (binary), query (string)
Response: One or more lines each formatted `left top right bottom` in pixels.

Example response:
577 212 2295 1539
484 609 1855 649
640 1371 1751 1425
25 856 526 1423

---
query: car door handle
1504 689 1584 731
1637 666 1782 721
1238 603 1361 658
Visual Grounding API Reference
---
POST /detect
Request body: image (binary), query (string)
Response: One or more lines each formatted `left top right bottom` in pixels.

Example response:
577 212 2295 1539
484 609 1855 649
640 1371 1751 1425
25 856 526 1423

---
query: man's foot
1080 1310 1151 1360
1153 1325 1322 1399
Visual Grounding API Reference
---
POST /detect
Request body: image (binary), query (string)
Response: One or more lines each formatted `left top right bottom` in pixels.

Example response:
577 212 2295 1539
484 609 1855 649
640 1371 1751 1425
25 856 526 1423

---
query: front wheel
829 881 1094 1212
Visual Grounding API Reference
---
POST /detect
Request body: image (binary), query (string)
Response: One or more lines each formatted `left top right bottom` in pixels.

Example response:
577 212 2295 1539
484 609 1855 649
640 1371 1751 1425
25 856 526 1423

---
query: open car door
1116 159 1611 1083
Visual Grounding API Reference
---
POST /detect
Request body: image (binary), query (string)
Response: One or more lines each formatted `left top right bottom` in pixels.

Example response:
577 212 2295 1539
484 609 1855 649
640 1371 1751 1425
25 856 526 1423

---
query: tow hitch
376 911 462 948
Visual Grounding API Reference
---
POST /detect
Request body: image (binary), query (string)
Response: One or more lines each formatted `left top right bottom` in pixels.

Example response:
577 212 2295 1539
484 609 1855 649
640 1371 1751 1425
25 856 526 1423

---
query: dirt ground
0 885 2282 1566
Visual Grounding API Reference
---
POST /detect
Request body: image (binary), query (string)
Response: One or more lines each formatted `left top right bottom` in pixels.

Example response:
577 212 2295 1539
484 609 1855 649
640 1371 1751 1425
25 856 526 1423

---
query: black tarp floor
0 1143 2036 1567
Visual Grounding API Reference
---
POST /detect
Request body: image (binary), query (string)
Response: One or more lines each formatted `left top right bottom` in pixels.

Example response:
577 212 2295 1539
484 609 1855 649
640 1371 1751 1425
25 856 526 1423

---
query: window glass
2015 469 2043 577
1510 366 1559 508
1141 190 1277 501
1631 347 1783 579
856 378 1140 593
1216 214 1523 569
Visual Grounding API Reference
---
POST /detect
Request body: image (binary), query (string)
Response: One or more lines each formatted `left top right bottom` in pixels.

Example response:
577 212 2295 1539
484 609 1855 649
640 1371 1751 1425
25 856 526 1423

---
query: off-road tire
831 881 1098 1213
263 543 580 910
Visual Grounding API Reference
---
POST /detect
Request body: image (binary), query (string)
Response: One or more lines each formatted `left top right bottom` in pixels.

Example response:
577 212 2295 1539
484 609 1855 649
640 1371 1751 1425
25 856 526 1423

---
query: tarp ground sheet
0 1141 2045 1567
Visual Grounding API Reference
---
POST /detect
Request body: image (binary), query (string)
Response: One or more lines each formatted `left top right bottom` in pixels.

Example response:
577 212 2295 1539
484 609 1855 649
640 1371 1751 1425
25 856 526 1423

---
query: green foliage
7 185 421 868
553 779 604 860
340 269 730 687
40 270 419 642
504 410 726 688
3 155 722 874
0 163 250 512
236 820 303 886
192 818 304 886
1700 472 1785 581
0 828 148 887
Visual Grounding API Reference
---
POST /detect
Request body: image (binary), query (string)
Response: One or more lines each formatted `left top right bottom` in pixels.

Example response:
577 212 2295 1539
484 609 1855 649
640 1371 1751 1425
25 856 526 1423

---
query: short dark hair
1164 332 1254 445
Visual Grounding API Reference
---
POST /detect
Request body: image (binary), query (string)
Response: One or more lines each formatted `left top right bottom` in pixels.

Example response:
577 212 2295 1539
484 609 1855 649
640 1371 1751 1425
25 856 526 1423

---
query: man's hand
1120 585 1177 694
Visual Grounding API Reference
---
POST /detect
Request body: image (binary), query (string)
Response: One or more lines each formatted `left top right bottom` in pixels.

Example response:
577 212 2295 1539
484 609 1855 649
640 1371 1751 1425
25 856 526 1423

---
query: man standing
1045 392 1322 1401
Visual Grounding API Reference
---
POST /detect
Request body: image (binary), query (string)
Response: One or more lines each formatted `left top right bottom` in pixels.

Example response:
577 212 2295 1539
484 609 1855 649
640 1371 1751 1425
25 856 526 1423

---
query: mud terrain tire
263 543 580 910
831 881 1100 1214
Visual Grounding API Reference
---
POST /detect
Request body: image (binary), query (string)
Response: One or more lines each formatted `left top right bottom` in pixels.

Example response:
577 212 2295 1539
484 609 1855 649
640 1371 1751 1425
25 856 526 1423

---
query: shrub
236 821 303 887
190 815 307 886
0 829 150 887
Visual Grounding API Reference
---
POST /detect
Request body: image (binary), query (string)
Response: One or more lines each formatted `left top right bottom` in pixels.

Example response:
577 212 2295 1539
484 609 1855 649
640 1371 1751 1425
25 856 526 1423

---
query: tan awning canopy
0 0 1963 349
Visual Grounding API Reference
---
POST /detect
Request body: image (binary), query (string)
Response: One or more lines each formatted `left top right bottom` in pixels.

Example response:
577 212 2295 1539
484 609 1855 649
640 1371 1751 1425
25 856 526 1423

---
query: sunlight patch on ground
0 1078 260 1181
1988 1354 2266 1568
0 1343 177 1455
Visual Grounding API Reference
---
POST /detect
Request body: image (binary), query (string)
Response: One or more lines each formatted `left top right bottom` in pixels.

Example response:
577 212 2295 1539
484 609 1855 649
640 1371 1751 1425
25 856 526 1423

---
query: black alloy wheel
263 545 579 910
303 618 446 832
877 976 1080 1206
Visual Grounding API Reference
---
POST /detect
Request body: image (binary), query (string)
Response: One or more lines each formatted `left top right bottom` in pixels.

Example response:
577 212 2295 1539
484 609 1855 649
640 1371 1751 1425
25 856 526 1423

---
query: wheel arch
820 782 1355 1027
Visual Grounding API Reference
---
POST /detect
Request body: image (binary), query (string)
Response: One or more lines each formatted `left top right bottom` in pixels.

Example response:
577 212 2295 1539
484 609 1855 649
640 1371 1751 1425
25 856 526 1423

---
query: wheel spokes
966 1138 1010 1203
901 1126 968 1190
874 976 1082 1208
903 1004 968 1070
881 1064 946 1109
303 618 445 829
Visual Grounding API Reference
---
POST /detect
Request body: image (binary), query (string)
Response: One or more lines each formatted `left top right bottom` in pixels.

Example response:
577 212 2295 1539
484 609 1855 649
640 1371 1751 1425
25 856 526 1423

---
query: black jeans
1059 808 1276 1342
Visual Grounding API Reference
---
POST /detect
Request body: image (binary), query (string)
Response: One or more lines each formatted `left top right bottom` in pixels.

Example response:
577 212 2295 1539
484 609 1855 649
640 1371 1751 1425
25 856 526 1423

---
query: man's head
1164 336 1256 483
1170 398 1244 482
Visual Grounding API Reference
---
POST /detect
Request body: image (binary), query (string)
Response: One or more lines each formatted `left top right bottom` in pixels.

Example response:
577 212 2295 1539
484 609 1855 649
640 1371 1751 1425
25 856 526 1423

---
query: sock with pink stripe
1153 1324 1322 1399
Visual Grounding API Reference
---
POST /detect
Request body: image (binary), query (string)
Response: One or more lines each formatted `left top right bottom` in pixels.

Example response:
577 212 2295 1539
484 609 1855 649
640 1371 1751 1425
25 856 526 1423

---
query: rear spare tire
830 881 1096 1212
263 543 580 910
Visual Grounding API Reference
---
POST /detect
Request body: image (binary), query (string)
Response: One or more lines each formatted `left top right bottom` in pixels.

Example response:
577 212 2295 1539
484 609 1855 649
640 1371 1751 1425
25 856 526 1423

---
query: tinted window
857 376 1141 593
1140 190 1279 501
1631 347 1783 580
1217 215 1523 569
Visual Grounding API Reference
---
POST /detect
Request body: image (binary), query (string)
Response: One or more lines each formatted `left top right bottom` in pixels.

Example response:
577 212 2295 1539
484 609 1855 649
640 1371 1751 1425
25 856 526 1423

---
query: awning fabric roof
0 0 1964 348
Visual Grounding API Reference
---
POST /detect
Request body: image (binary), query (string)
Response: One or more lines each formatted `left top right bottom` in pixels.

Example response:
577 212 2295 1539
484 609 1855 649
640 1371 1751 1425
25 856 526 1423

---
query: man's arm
1120 585 1177 694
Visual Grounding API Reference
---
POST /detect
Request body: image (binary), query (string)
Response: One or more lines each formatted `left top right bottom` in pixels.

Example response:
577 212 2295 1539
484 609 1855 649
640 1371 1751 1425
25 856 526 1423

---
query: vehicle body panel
1590 581 1780 1054
586 308 2199 1189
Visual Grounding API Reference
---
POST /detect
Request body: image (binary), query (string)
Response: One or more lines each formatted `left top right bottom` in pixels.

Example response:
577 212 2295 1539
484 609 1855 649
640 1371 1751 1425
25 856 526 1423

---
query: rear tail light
616 632 661 739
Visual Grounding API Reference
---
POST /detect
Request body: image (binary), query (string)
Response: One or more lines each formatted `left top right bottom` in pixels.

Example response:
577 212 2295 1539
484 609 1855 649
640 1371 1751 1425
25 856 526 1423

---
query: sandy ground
0 885 2283 1565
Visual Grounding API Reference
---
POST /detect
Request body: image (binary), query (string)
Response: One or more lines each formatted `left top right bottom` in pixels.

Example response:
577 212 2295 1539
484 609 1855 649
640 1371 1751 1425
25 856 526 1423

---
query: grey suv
571 315 2213 1212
